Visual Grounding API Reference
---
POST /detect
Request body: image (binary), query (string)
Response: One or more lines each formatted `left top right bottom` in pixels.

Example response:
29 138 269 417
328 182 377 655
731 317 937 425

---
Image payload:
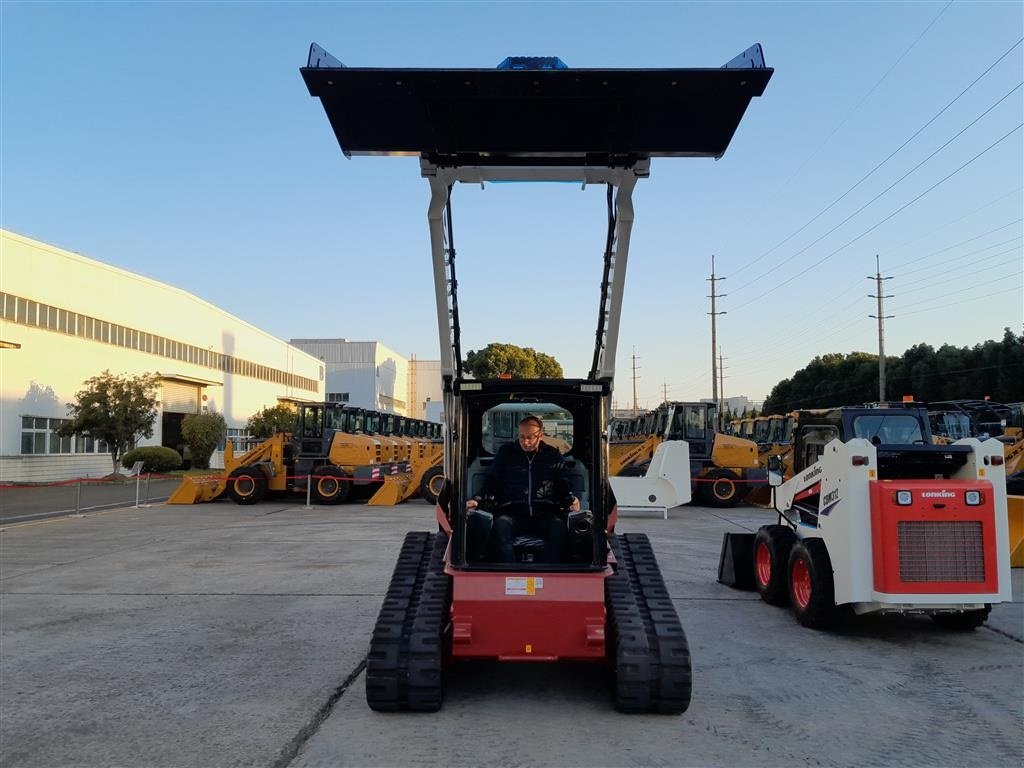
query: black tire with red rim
787 538 838 629
753 525 796 606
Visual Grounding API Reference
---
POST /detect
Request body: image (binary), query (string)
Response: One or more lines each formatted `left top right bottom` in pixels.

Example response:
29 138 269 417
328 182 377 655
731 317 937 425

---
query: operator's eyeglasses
518 431 543 441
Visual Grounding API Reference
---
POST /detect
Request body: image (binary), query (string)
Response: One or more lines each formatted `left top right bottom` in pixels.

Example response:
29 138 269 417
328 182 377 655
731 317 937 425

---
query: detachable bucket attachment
167 475 226 505
717 532 755 589
301 44 773 165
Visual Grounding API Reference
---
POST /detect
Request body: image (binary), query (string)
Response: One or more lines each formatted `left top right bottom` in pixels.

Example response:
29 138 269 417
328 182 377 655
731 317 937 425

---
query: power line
896 285 1022 316
733 80 1023 296
730 122 1024 313
889 231 1023 276
881 187 1023 260
891 270 1023 311
782 1 956 187
732 36 1024 277
730 231 1022 363
897 252 1022 291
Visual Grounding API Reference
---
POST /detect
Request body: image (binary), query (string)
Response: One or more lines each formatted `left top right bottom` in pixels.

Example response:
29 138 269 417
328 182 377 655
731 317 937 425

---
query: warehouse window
20 416 109 455
49 418 72 453
20 417 47 454
1 290 320 393
20 417 81 454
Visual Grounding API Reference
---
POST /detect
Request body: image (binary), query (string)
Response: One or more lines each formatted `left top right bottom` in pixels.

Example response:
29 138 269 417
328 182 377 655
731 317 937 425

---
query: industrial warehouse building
1 230 445 484
289 340 444 423
0 229 326 483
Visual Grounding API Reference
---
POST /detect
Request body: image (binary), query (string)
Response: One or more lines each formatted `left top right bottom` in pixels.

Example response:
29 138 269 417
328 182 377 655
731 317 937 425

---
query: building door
160 381 201 467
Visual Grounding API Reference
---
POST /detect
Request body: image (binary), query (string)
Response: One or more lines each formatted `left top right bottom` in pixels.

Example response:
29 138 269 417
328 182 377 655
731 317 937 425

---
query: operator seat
512 534 547 563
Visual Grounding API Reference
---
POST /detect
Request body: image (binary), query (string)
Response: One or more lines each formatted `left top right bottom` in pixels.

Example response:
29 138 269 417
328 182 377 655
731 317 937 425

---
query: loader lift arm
302 44 772 385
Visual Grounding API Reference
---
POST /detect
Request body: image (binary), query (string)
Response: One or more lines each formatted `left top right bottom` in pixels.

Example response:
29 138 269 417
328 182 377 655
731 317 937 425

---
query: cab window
852 414 924 444
799 425 839 469
482 404 573 455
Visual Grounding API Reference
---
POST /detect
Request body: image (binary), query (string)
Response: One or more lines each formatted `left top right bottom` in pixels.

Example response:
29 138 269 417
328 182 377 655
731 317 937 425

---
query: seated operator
466 415 581 564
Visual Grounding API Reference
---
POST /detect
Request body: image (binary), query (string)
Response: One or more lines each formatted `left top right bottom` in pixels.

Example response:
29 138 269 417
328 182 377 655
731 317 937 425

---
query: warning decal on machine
505 577 543 595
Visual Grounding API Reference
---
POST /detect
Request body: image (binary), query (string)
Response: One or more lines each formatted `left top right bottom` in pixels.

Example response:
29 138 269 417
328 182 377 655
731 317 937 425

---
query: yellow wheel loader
610 401 764 506
169 402 430 506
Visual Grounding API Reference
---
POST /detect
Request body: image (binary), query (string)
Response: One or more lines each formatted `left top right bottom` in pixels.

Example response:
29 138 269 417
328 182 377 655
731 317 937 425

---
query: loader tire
788 538 838 629
754 525 796 606
606 533 691 715
699 469 745 507
420 466 445 505
227 466 266 505
312 466 351 505
366 531 450 712
930 605 991 631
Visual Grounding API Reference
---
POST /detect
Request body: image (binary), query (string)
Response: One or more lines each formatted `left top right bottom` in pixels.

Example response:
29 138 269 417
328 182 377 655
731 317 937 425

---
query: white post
135 473 141 508
305 474 313 509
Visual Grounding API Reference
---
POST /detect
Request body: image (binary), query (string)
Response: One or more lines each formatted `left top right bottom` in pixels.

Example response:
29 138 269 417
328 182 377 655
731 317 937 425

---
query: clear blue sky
3 1 1022 409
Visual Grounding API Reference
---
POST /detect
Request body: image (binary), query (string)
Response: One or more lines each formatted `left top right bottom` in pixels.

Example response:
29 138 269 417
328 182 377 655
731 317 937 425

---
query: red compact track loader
301 44 772 712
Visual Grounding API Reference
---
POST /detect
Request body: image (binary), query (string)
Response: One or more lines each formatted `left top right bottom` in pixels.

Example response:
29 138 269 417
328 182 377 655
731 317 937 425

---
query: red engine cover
448 569 609 661
870 479 998 594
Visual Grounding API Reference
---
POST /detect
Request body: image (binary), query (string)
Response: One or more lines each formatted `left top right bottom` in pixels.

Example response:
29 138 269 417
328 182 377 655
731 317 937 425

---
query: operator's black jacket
478 441 574 515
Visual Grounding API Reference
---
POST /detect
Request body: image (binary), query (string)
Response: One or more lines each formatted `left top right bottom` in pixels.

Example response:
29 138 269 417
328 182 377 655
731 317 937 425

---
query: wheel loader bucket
367 474 414 506
1008 494 1024 567
744 486 773 508
167 475 226 505
717 532 755 589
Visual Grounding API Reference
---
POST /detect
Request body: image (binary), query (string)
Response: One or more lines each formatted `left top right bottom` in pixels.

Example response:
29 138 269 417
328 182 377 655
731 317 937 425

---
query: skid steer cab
719 406 1012 630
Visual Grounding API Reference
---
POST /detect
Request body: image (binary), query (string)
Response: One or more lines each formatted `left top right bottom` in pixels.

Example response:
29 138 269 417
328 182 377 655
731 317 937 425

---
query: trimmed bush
181 412 226 470
121 446 183 473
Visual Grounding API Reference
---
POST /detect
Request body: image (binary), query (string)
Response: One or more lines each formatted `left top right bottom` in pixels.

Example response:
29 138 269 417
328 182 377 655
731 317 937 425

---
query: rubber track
366 531 451 711
606 533 692 714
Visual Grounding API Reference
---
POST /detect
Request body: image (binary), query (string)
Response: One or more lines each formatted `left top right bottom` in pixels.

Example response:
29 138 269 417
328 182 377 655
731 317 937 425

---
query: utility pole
662 381 669 405
718 346 727 431
707 255 727 408
409 352 417 418
631 347 641 417
868 254 894 403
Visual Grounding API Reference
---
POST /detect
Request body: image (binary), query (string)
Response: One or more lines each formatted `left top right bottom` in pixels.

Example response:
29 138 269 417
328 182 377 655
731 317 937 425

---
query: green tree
181 412 226 470
246 403 297 438
464 342 564 379
763 330 1024 412
58 371 159 476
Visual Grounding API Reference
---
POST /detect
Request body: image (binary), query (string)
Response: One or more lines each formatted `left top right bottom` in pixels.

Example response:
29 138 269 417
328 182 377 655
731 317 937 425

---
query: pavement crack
982 624 1023 644
697 507 764 532
0 538 169 582
271 656 367 768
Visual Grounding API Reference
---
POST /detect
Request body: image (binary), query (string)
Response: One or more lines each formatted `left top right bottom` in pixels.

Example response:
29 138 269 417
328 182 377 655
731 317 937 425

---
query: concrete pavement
1 499 1021 768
